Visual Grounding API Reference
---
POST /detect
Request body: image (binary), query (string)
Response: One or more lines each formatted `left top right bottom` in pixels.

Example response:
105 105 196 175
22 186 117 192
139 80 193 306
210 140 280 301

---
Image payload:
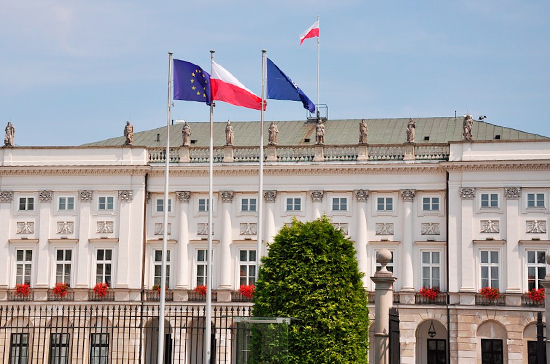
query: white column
76 190 93 288
115 190 133 289
176 191 190 289
459 188 476 292
263 190 278 255
35 190 53 288
219 191 233 289
0 192 12 289
400 189 415 291
310 190 323 219
355 189 369 288
504 187 521 293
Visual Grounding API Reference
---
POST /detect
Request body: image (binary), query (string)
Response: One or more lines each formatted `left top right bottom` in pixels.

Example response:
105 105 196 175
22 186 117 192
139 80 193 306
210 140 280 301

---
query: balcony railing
144 289 173 302
188 290 218 302
521 293 545 307
231 291 253 302
7 290 34 302
415 292 449 305
88 289 115 301
47 290 75 301
475 293 506 306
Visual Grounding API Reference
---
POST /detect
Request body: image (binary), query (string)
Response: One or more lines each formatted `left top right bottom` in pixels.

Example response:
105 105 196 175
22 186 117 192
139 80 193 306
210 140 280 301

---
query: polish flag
211 61 264 110
299 20 320 44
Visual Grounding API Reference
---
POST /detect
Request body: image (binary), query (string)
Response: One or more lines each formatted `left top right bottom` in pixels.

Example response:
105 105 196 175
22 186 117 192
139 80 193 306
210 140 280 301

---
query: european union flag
173 59 211 104
266 58 315 113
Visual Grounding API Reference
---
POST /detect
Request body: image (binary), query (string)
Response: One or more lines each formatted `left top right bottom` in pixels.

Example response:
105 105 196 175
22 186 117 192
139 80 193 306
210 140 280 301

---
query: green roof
83 117 548 147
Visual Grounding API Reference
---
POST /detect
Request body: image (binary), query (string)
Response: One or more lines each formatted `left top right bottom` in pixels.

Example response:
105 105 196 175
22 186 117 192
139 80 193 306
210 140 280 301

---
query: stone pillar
400 189 415 297
35 191 53 294
459 188 476 304
504 187 521 294
540 253 550 361
313 145 324 162
176 191 191 290
116 190 133 294
371 249 397 364
266 145 277 162
263 190 277 255
355 189 369 287
178 147 190 163
0 191 13 291
219 191 234 296
310 190 324 219
223 146 234 163
75 191 93 297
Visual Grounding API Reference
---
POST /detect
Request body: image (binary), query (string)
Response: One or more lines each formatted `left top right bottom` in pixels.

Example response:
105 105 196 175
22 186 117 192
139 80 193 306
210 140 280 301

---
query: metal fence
0 304 251 364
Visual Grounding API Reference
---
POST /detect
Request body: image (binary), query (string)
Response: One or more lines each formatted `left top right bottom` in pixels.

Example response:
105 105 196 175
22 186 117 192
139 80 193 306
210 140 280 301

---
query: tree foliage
253 216 369 363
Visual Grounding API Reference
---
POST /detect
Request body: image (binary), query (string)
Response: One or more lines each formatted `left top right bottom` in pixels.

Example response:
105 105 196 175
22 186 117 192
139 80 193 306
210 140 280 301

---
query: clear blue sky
1 0 549 146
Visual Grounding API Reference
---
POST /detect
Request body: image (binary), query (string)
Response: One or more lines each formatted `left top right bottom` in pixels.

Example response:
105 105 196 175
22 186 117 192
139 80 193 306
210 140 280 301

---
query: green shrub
253 216 369 364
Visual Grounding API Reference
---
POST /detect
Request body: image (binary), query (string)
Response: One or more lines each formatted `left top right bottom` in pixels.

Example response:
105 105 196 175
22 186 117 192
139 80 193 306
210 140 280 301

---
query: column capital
118 190 133 202
176 191 191 203
39 190 53 202
355 189 369 202
504 187 521 200
0 190 13 203
310 190 324 202
264 190 277 203
220 191 234 203
79 190 93 202
400 189 416 202
460 187 476 200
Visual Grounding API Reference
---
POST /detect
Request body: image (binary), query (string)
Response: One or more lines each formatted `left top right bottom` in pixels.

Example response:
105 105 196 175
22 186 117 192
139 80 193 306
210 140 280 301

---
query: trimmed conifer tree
253 216 369 364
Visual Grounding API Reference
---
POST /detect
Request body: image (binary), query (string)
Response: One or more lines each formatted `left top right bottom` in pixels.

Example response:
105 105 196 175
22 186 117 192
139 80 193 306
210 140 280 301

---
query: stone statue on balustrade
4 122 15 147
268 121 279 145
406 118 415 143
225 120 234 146
359 119 368 144
463 114 474 141
182 122 191 147
315 119 325 145
124 121 134 146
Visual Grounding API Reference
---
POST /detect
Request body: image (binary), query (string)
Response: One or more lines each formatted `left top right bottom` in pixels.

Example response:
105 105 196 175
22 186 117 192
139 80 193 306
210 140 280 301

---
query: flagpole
205 49 215 364
316 14 320 118
157 51 172 364
256 50 266 281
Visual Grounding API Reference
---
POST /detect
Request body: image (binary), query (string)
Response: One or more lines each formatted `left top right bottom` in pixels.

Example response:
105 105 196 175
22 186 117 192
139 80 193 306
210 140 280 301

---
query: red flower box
238 285 255 299
528 287 545 302
419 287 440 300
479 287 500 299
93 282 109 297
194 285 207 295
52 283 69 297
15 284 30 296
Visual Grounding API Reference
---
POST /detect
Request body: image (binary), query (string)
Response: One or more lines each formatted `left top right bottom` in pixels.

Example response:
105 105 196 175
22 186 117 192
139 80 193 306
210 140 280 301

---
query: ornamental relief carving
264 190 277 203
526 220 546 234
240 223 257 235
17 222 34 234
355 189 369 202
401 189 416 202
79 190 93 201
0 191 13 203
118 190 133 202
332 223 349 235
57 221 74 234
97 221 114 234
504 187 521 200
376 223 394 235
197 223 213 235
39 190 53 202
176 191 191 203
480 220 499 233
154 223 171 235
460 188 476 200
221 191 234 203
421 223 440 235
310 190 324 202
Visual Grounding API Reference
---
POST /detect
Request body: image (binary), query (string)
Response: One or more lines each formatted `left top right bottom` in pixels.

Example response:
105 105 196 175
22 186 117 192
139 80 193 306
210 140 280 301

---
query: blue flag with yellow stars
173 59 211 104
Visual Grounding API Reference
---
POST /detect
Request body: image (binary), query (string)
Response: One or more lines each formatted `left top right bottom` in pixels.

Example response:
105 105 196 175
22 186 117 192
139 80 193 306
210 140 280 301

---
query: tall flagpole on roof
157 51 172 364
256 50 266 281
316 15 320 118
205 49 215 364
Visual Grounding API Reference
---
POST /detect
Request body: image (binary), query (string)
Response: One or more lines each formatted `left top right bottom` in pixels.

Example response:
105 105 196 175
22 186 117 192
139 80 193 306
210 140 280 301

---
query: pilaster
176 191 191 290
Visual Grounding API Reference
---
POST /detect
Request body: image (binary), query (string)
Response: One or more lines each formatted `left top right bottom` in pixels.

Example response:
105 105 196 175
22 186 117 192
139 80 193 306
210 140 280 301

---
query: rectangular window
480 250 499 289
156 199 172 212
527 341 546 364
19 197 34 211
527 250 547 290
196 249 208 287
153 250 170 288
427 339 446 364
58 197 75 211
9 333 29 364
98 197 114 211
377 197 393 211
332 197 347 211
286 198 301 211
198 198 209 212
422 197 440 211
481 339 503 364
90 333 109 364
239 250 257 286
481 193 499 208
96 249 112 287
16 249 32 285
421 251 441 289
527 193 545 208
55 249 72 286
241 198 257 212
49 333 70 364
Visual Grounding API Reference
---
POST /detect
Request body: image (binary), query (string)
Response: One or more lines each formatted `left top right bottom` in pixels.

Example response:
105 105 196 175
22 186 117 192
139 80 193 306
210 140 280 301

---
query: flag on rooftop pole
299 19 320 45
173 59 212 104
211 60 265 110
299 16 321 117
267 58 315 113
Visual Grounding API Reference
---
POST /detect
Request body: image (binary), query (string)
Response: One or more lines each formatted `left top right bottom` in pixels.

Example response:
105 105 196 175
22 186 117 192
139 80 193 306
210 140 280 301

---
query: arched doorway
477 320 507 364
144 318 172 364
416 320 448 364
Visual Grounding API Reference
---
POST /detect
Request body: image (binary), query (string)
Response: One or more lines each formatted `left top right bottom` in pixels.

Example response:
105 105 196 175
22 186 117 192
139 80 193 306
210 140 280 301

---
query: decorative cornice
443 161 550 172
220 191 234 203
0 191 13 203
39 190 53 202
355 189 369 202
264 190 277 203
401 189 416 202
310 190 324 202
460 187 476 200
79 190 93 202
0 166 150 176
118 190 133 202
176 191 191 203
504 187 521 200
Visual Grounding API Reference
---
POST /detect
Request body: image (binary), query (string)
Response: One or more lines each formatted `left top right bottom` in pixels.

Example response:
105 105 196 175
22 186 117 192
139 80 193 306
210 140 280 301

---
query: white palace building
0 116 548 364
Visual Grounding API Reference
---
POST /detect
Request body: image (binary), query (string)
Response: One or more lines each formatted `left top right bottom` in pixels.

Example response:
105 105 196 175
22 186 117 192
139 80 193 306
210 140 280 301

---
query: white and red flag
210 61 264 110
299 20 320 44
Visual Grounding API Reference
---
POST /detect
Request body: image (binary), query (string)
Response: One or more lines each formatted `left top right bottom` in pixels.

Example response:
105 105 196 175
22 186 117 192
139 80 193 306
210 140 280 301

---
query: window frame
152 249 172 289
479 249 500 290
420 250 442 289
285 197 302 212
97 196 114 212
331 197 348 212
49 332 70 364
58 196 75 212
9 332 30 364
18 197 35 212
155 198 173 213
240 198 257 213
479 191 500 210
94 248 114 287
55 249 73 286
238 249 257 287
89 333 110 364
525 248 548 291
15 248 33 286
